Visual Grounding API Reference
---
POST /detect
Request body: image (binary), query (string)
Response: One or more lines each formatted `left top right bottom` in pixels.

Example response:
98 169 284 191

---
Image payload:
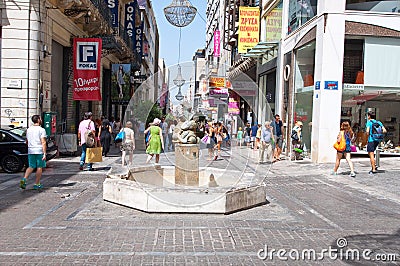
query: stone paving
0 144 399 265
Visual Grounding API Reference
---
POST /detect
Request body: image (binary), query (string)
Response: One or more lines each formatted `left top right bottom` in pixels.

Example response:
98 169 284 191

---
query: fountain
103 117 267 214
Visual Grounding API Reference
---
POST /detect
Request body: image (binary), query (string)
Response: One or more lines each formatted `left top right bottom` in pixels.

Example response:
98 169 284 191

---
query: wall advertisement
72 38 102 101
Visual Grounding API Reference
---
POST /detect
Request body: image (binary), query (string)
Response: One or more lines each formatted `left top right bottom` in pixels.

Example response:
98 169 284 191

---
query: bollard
375 149 380 168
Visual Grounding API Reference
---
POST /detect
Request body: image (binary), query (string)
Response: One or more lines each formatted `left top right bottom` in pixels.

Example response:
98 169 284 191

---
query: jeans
80 143 93 169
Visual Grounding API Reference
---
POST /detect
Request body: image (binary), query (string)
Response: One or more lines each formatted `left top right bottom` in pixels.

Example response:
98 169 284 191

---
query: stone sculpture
172 117 200 144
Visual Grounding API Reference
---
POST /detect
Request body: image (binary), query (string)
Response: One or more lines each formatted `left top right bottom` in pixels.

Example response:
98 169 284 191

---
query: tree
133 101 162 125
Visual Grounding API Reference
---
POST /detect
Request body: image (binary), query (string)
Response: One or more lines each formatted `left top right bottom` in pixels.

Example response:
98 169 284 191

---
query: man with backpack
78 112 96 171
365 111 386 175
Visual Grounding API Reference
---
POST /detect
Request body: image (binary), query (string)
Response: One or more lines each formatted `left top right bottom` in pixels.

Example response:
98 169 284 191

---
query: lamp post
173 65 185 101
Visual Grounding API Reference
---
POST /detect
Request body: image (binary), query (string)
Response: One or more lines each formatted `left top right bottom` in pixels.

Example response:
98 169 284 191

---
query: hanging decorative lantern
164 0 197 27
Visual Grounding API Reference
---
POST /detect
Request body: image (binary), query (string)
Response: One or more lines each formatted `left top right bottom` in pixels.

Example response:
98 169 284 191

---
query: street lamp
164 0 197 27
173 65 185 101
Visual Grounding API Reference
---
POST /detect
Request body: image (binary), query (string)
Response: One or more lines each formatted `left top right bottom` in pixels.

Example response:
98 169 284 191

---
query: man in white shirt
78 112 96 171
20 115 47 190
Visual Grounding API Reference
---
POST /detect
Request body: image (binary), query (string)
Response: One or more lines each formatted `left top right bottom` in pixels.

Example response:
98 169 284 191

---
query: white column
1 0 42 127
311 13 345 163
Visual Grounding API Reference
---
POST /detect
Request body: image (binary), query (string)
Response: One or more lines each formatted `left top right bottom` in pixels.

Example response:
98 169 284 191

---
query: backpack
291 130 299 141
370 120 384 142
84 122 95 147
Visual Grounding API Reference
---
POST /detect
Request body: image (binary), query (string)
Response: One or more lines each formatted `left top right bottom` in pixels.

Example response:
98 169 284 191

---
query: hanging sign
214 30 221 57
238 6 260 53
72 38 102 101
105 0 119 30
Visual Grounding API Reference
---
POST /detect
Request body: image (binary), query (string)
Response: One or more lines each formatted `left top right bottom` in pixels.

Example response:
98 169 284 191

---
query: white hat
153 118 161 125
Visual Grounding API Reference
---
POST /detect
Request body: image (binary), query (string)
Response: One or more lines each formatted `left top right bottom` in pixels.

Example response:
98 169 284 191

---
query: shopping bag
115 130 125 143
201 135 209 144
333 131 346 152
85 147 103 163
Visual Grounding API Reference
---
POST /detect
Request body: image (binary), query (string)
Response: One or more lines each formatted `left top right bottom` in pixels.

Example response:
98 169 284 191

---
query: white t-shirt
122 127 135 143
26 125 47 154
169 124 175 134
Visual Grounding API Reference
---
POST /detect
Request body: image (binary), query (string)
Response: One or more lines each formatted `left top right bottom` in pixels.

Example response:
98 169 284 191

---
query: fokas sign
73 38 102 101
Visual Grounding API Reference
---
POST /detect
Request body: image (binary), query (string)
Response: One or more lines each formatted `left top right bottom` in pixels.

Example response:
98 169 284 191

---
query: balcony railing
89 0 113 28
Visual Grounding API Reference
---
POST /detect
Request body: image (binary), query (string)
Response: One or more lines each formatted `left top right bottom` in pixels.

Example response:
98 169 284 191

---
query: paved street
0 144 399 265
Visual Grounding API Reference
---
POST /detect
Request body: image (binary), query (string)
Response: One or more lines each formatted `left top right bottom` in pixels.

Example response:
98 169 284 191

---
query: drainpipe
26 0 32 126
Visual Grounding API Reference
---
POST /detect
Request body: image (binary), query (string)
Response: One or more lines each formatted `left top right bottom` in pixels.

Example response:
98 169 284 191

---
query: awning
242 41 279 58
228 57 256 80
228 41 279 80
342 93 380 106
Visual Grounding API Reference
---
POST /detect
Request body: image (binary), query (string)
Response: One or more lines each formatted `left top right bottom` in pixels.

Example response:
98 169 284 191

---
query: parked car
0 126 58 173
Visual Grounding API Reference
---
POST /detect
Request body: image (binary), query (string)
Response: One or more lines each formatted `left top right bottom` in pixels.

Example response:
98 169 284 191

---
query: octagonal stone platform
103 165 267 214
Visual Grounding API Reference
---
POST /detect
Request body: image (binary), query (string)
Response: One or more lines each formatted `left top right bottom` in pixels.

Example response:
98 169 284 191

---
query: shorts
121 142 134 152
274 136 283 148
251 136 256 142
367 141 379 152
28 154 46 169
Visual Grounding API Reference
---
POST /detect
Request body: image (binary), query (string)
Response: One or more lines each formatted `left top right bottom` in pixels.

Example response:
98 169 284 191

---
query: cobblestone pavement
0 144 399 265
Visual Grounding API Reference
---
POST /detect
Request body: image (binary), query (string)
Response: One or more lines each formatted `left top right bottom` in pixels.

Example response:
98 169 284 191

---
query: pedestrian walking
237 127 243 147
94 118 102 147
214 122 223 160
160 117 168 150
259 121 274 164
78 112 96 171
121 121 135 166
206 121 216 160
168 120 177 151
255 123 262 150
244 123 251 148
271 114 284 161
19 115 47 190
250 123 259 150
365 111 386 174
291 121 303 160
145 118 164 164
99 118 112 156
113 117 122 147
332 121 356 177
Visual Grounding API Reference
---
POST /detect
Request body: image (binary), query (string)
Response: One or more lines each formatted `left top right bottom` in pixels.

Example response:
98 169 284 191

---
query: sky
151 0 207 67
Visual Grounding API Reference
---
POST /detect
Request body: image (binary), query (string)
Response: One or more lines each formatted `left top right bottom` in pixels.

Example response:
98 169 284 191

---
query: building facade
207 0 400 163
0 0 159 135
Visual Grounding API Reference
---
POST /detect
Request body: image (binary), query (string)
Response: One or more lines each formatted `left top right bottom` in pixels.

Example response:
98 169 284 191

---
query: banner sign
228 91 240 115
238 6 260 53
73 38 102 101
209 88 229 96
214 30 221 57
209 76 225 88
125 2 135 37
105 0 119 29
266 1 282 42
125 1 142 70
135 21 143 67
111 64 131 104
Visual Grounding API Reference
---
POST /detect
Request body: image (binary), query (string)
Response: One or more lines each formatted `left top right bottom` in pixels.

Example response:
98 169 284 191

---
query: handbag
85 147 103 163
333 131 346 152
115 129 125 143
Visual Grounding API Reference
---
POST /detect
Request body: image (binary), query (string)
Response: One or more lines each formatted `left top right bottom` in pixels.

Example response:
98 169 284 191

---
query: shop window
293 41 316 156
343 39 364 84
288 0 318 34
346 1 400 13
